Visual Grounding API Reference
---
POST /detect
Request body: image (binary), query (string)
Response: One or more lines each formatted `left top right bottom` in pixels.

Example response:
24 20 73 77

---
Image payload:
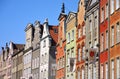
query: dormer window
43 40 46 47
54 29 58 33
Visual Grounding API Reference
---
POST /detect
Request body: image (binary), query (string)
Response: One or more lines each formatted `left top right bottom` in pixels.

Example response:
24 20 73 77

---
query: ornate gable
85 0 98 10
66 12 77 23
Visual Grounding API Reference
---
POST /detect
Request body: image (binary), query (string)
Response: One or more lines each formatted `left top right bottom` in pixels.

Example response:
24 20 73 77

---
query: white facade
40 19 50 79
39 19 57 79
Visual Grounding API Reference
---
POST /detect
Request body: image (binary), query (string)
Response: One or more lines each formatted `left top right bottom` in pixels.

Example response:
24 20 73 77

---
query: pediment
87 0 97 8
66 12 77 23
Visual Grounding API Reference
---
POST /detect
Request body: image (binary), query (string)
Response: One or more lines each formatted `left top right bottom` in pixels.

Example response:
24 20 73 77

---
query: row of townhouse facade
0 0 120 79
56 0 120 79
0 19 58 79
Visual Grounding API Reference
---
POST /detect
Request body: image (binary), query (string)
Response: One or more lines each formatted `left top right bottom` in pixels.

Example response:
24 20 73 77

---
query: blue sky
0 0 79 48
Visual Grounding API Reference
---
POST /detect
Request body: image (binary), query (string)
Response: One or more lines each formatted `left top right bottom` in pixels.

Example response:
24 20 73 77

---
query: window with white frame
82 46 85 59
111 60 114 79
89 42 92 48
68 33 70 43
82 69 84 79
83 26 85 36
105 4 108 18
106 31 108 49
101 8 104 22
111 0 114 14
37 57 39 67
111 26 114 46
77 70 80 79
78 48 81 61
94 16 98 38
72 30 74 40
116 22 120 43
105 63 108 79
88 67 92 79
93 66 96 79
90 20 92 32
67 50 70 63
101 65 104 79
117 58 120 79
116 0 120 10
43 40 46 47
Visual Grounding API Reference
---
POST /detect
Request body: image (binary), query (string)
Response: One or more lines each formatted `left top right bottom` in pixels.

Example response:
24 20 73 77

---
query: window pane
111 0 114 14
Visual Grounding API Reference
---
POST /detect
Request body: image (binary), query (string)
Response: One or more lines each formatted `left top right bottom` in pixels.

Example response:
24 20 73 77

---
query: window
111 60 114 79
60 40 62 47
63 56 65 67
94 16 98 38
71 48 74 57
67 50 70 63
57 59 59 69
64 47 66 53
72 30 74 40
106 31 108 49
77 70 80 79
101 65 104 79
93 66 96 79
78 29 81 38
82 46 85 59
54 29 58 33
116 0 120 10
83 26 85 36
111 26 114 46
111 0 114 14
51 64 56 76
101 8 104 22
89 42 92 48
101 34 104 52
105 4 108 18
105 63 108 79
43 40 46 47
78 48 81 61
82 69 84 79
68 33 70 43
117 58 120 79
116 22 120 43
88 67 92 79
90 20 92 32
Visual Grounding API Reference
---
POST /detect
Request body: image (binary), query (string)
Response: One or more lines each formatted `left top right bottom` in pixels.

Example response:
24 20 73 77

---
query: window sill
67 42 70 44
116 42 120 45
115 7 120 12
111 45 115 48
71 39 74 42
110 12 115 16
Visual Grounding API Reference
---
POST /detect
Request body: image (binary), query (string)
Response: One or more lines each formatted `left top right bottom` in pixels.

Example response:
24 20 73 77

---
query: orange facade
76 0 85 79
100 0 108 64
56 6 67 79
110 5 120 79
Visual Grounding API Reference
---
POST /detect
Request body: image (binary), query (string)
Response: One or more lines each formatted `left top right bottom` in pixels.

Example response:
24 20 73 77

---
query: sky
0 0 79 48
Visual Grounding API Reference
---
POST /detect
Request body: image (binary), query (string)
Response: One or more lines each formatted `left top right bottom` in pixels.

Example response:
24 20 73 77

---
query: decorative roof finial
45 18 48 23
61 3 65 13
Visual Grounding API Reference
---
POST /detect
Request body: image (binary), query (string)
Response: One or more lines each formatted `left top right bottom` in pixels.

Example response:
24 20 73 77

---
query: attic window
54 29 58 33
81 2 83 5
